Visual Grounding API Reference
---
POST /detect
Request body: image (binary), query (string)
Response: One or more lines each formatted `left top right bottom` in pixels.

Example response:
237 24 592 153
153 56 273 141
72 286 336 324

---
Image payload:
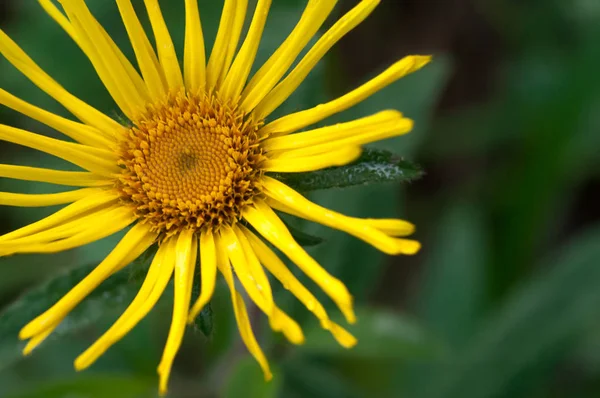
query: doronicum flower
0 0 429 394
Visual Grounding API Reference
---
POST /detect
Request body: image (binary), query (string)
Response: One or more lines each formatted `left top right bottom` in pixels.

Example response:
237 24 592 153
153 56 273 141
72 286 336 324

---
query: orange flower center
116 92 265 236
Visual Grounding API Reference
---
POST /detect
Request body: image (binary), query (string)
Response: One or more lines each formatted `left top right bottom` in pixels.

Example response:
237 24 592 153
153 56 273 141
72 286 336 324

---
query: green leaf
299 307 444 360
416 202 488 346
4 374 153 398
282 359 361 398
224 357 282 398
0 261 144 373
416 225 600 398
272 148 423 193
193 303 214 338
281 218 324 247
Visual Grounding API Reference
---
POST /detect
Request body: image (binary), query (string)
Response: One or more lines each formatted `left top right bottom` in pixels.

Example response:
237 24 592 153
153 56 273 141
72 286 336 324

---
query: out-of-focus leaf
194 303 214 338
416 203 488 346
282 359 361 398
273 148 423 193
417 225 600 398
299 307 444 360
4 374 153 398
224 357 282 398
280 218 325 247
0 261 145 372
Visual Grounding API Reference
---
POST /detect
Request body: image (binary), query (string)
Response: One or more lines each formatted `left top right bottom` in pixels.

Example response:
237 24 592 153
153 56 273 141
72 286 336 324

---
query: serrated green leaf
417 225 600 398
4 374 153 398
272 148 423 193
299 307 444 360
0 261 145 373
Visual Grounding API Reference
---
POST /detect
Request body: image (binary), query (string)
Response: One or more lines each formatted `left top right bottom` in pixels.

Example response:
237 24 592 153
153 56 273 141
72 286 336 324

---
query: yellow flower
0 0 429 394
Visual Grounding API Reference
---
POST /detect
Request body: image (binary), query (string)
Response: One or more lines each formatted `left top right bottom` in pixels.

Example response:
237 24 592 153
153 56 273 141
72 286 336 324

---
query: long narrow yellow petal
0 191 119 242
263 146 362 172
243 200 356 324
0 29 122 135
60 0 146 119
220 0 272 101
215 235 272 381
261 55 432 136
262 176 421 255
22 321 60 356
143 0 184 92
264 111 413 158
0 188 99 208
233 226 304 345
254 0 380 120
0 165 110 187
240 0 337 112
75 241 170 371
188 230 217 322
220 226 272 314
19 223 157 340
206 0 238 89
0 124 118 175
270 199 415 237
0 207 137 256
0 89 114 148
0 204 123 247
116 0 168 102
158 229 197 395
218 0 248 88
183 0 206 93
243 227 356 348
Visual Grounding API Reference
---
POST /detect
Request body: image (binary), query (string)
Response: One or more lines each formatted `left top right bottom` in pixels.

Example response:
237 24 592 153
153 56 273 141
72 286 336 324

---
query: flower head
0 0 429 394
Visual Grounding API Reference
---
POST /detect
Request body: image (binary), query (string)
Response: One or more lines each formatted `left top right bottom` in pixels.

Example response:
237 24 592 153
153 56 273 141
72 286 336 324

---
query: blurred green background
1 0 600 397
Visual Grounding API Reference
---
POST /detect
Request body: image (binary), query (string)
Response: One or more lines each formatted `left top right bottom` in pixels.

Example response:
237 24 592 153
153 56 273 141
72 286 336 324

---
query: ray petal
261 55 432 136
19 222 158 340
254 0 380 120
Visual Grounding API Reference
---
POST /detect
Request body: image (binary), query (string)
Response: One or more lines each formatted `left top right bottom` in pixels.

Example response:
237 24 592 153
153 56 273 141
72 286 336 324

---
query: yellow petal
262 176 421 255
220 226 273 314
0 191 119 242
75 239 173 370
206 0 239 89
261 55 432 136
116 0 168 102
19 223 157 340
0 204 123 247
254 0 380 120
59 0 149 119
244 225 354 347
0 88 114 148
143 0 184 92
243 200 356 324
0 206 138 256
0 124 118 176
183 0 206 93
215 235 272 381
0 188 100 208
22 321 60 356
263 146 362 173
157 229 197 395
0 164 111 187
0 29 122 136
188 230 218 322
264 111 413 158
241 0 337 112
219 0 271 101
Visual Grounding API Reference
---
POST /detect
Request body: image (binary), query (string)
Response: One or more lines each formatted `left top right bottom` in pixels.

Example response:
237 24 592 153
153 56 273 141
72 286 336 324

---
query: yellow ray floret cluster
0 0 430 394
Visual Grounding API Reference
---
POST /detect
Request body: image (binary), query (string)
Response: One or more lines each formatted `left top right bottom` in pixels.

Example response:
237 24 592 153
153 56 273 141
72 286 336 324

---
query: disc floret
117 92 266 236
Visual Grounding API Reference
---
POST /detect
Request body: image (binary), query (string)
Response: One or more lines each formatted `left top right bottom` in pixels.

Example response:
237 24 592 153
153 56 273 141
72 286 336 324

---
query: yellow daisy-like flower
0 0 429 394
